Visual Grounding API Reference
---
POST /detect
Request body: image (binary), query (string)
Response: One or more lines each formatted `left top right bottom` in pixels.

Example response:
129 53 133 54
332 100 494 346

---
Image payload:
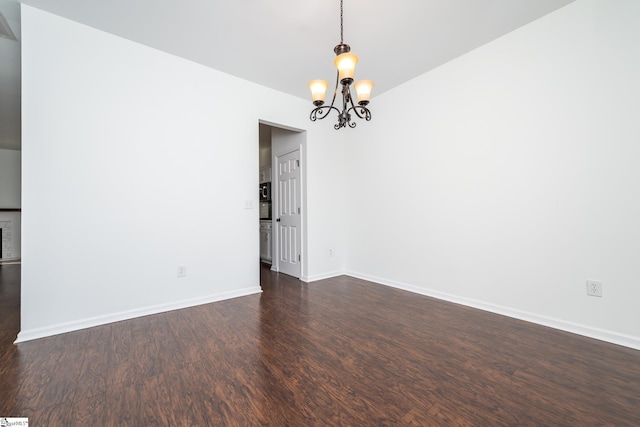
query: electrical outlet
177 265 187 278
586 280 602 297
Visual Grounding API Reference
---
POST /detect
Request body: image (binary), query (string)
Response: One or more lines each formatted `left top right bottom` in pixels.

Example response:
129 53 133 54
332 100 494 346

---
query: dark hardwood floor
1 263 640 425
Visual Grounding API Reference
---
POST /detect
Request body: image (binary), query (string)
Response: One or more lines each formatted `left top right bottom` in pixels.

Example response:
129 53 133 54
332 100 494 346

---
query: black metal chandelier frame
309 0 372 130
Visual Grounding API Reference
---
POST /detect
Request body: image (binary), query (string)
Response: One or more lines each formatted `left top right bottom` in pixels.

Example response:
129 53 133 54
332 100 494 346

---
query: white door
276 149 301 278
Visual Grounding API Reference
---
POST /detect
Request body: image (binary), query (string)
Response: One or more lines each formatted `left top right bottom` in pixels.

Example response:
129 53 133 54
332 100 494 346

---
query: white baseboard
15 286 262 343
346 270 640 351
302 270 345 283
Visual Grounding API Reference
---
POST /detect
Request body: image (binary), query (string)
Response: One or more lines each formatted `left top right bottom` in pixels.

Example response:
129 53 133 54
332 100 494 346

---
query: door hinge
298 254 301 261
296 159 300 167
297 207 301 214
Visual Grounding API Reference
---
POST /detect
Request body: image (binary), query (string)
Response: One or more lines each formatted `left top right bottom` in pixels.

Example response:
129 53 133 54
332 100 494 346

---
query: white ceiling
1 0 575 150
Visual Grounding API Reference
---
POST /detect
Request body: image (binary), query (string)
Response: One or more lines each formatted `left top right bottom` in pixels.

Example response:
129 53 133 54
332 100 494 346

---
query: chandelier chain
340 0 344 44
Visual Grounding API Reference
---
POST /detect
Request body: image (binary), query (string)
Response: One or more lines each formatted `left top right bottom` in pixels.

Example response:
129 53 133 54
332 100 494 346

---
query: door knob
276 218 281 222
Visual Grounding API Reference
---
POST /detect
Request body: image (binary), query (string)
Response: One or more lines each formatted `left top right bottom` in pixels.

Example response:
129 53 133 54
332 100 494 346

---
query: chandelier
308 0 374 130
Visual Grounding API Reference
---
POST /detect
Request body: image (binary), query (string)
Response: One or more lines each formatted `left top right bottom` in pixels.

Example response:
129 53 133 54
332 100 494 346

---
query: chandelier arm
345 87 371 121
346 105 372 121
345 87 361 118
342 85 366 127
310 105 341 122
311 70 343 122
343 80 371 122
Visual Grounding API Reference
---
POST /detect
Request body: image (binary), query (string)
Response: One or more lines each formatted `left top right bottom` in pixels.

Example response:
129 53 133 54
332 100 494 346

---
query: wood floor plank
1 263 640 425
74 323 113 401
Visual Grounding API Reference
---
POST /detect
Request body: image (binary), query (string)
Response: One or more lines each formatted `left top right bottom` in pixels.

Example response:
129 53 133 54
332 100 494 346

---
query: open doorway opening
258 124 273 268
0 149 21 265
257 121 307 280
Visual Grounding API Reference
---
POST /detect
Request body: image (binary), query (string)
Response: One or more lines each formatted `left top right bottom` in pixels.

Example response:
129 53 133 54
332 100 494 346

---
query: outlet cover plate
586 280 602 297
177 265 187 278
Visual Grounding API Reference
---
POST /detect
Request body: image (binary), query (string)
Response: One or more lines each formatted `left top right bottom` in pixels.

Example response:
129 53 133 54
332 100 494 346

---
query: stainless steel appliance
259 182 271 201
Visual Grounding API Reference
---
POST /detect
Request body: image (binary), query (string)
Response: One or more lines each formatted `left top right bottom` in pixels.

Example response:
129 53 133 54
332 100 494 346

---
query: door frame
260 121 307 280
258 120 308 281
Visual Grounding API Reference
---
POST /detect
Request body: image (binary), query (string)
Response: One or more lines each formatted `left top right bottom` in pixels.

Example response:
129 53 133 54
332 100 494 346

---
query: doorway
258 121 306 280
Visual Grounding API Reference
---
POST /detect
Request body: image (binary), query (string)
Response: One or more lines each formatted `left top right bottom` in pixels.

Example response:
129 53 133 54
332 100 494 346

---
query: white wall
345 0 640 349
19 6 344 340
22 0 638 350
0 148 21 260
305 126 349 279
